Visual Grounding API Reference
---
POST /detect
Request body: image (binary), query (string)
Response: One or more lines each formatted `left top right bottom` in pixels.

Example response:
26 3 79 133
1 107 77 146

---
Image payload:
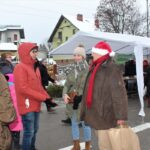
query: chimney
95 19 99 28
77 14 83 21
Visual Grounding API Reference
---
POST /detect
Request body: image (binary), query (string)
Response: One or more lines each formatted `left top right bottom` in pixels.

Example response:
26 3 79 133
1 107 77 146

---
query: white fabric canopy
50 31 150 117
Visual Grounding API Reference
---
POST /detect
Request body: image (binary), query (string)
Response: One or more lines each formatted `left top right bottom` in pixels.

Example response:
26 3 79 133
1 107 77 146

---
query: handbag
108 124 141 150
67 91 77 103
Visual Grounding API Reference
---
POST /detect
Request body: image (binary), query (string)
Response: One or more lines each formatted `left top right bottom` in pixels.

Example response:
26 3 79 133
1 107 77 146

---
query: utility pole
147 0 149 37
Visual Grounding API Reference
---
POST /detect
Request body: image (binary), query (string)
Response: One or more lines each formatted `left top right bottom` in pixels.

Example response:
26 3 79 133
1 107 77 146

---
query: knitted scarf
86 54 110 108
64 60 88 76
74 60 88 77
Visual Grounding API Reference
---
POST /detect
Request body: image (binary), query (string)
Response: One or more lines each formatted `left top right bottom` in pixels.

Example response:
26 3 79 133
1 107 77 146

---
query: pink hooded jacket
6 73 23 131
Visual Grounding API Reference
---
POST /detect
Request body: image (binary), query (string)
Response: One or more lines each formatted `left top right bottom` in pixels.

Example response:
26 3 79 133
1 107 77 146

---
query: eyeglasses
31 49 38 53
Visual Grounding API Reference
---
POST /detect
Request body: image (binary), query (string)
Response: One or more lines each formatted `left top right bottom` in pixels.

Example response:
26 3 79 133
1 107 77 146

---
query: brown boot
71 140 80 150
85 141 91 150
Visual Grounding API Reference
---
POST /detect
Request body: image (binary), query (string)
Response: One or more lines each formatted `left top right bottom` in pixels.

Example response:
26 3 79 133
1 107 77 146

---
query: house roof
48 14 96 42
64 15 96 31
0 25 25 39
0 43 17 51
0 25 23 31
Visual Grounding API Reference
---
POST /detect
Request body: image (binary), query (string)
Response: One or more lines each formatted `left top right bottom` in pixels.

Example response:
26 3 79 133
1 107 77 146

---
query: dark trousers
11 131 20 150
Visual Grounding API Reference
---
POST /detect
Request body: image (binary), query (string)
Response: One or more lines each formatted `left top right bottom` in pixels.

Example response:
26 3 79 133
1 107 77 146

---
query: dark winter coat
80 58 128 130
0 59 14 74
144 66 150 97
34 60 54 87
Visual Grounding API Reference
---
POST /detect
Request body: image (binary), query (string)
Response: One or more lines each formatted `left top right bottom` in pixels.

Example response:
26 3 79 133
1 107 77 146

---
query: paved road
22 95 150 150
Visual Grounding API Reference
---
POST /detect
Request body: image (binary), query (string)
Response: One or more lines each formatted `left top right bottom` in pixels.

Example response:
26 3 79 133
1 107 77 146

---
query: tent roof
50 31 150 56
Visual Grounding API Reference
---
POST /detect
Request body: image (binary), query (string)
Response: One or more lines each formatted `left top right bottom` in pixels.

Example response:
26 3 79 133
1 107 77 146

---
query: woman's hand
63 94 70 104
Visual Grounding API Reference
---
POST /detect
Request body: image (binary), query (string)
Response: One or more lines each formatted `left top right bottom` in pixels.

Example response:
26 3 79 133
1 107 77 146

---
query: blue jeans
22 112 40 150
71 111 91 141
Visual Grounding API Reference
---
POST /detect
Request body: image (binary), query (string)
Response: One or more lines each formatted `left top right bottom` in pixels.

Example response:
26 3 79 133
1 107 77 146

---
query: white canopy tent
50 31 150 117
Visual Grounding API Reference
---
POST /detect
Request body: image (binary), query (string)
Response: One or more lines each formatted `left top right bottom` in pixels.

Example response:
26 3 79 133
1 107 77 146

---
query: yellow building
48 14 99 61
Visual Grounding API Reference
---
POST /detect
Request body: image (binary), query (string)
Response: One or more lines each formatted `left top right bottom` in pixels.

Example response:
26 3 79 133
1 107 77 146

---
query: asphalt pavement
21 95 150 150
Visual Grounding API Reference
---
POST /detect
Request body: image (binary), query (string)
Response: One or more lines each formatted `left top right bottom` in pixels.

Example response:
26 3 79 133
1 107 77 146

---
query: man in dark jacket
34 59 57 112
80 41 128 150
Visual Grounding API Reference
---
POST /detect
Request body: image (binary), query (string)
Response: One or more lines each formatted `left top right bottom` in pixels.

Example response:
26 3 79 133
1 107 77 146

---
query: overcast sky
0 0 147 45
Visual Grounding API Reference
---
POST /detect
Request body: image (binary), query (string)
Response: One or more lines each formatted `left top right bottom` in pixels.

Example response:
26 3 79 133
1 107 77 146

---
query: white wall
0 30 21 43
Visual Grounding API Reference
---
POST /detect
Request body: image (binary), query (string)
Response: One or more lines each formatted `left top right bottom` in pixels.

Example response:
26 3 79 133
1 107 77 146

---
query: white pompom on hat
91 41 115 57
73 44 86 58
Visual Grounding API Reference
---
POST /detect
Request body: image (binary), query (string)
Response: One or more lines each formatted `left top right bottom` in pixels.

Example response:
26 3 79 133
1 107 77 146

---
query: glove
45 98 58 107
73 95 82 110
49 101 58 107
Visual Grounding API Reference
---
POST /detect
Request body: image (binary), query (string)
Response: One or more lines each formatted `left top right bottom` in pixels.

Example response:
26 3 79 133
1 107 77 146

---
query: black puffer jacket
34 60 54 87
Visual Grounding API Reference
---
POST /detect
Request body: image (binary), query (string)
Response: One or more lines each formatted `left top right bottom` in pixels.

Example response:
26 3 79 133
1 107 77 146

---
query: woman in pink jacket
6 73 23 150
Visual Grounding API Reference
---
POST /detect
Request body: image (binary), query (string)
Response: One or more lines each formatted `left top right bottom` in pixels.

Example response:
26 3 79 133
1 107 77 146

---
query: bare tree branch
96 0 146 36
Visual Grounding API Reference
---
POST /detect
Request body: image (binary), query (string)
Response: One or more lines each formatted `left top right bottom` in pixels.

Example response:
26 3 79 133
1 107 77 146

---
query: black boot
44 99 57 112
61 117 71 125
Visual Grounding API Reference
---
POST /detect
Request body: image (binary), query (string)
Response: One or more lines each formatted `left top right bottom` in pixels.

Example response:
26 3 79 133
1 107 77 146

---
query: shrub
46 85 63 98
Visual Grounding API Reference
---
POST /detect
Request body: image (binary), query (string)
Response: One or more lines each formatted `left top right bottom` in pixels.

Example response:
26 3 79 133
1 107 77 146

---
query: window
73 29 76 34
7 37 11 42
65 37 68 41
58 32 62 41
14 34 18 41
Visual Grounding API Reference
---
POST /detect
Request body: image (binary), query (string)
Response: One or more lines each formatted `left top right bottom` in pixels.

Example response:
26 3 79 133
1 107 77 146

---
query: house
48 14 99 50
0 25 25 61
0 25 25 44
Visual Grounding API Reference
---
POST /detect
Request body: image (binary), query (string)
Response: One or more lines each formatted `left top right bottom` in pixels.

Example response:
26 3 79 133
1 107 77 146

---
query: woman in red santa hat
80 41 128 150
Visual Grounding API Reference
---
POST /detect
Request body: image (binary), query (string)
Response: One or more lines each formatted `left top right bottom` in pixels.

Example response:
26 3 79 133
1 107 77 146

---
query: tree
96 0 146 36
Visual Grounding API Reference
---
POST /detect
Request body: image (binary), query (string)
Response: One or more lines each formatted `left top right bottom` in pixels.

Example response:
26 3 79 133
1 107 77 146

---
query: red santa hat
91 41 115 57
